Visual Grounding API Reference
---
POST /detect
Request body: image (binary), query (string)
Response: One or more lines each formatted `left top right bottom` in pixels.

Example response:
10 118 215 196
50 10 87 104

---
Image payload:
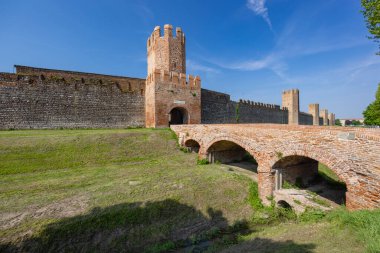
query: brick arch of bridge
266 149 357 208
199 135 357 209
197 134 271 166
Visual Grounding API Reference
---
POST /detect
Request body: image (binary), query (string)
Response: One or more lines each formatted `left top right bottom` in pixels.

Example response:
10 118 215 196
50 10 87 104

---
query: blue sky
0 0 379 118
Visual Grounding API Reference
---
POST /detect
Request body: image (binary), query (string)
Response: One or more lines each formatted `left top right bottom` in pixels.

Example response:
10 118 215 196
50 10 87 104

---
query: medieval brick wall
200 89 236 124
299 112 313 125
201 89 289 124
0 67 145 129
238 101 288 124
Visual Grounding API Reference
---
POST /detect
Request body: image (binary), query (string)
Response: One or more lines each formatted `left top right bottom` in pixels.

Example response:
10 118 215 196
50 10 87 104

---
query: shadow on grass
220 237 316 253
305 170 347 205
0 199 315 253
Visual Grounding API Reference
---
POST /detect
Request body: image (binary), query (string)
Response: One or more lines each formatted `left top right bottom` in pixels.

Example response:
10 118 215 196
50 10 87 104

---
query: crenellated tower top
147 24 186 75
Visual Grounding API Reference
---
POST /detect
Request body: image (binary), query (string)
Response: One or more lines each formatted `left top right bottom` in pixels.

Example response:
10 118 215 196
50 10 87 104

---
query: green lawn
0 128 377 252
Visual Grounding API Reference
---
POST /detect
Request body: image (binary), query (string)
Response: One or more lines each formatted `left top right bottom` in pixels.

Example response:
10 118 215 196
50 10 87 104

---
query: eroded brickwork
201 89 289 124
172 124 380 210
320 109 329 126
0 67 145 129
282 89 299 125
329 113 336 126
200 89 236 124
308 104 320 126
145 69 201 127
145 25 200 128
299 112 313 125
147 25 185 75
273 156 319 186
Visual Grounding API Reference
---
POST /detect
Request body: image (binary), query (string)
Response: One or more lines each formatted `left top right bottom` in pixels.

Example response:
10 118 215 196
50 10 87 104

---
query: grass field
0 128 378 252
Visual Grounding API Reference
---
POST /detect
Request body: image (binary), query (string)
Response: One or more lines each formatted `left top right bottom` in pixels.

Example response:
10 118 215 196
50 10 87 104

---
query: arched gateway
169 107 188 125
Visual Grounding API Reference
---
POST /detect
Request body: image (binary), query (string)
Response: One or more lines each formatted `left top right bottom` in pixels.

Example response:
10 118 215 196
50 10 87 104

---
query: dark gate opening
169 107 188 125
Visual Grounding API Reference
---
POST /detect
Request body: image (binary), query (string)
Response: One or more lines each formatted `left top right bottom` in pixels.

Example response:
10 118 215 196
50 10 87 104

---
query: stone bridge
171 124 380 210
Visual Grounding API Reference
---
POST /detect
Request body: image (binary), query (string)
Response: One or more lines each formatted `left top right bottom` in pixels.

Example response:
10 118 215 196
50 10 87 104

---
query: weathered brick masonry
0 66 145 129
201 89 289 124
172 124 380 210
299 112 313 125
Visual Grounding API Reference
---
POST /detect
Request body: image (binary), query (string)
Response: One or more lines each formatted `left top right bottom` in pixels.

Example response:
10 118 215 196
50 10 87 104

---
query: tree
363 83 380 125
351 120 362 126
335 119 342 126
361 0 380 54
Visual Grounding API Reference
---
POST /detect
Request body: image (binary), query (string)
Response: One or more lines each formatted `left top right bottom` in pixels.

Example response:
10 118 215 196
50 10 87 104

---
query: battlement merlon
238 99 286 111
164 24 172 37
146 68 201 90
147 25 185 48
282 88 299 94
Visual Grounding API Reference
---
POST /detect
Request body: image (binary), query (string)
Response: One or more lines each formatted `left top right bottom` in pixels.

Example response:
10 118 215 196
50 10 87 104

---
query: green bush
197 158 209 165
299 208 326 223
247 182 264 210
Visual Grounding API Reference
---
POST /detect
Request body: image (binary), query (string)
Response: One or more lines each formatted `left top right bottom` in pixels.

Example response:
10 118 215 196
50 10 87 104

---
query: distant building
339 118 364 126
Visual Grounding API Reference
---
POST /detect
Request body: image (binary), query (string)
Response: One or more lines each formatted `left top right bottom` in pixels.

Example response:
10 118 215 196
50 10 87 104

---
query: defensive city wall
0 24 335 129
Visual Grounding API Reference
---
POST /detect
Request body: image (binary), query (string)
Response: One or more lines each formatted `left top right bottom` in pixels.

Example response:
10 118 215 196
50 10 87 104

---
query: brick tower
308 103 320 126
282 89 299 125
145 25 201 128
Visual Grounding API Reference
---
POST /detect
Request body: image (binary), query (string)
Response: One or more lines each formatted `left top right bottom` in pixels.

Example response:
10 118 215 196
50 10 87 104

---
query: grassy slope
0 129 252 252
0 128 376 252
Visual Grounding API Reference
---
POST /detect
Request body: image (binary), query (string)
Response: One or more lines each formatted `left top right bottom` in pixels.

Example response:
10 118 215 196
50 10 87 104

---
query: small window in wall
140 89 144 95
128 82 132 91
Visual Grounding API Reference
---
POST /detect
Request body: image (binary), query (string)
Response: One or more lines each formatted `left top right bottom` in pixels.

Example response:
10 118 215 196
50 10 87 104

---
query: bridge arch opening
184 139 200 153
206 140 258 173
169 107 188 125
272 155 346 206
277 200 292 209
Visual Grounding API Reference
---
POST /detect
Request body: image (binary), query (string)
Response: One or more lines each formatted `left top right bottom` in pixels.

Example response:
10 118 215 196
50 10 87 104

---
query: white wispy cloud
246 0 272 30
187 60 220 74
203 3 371 85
